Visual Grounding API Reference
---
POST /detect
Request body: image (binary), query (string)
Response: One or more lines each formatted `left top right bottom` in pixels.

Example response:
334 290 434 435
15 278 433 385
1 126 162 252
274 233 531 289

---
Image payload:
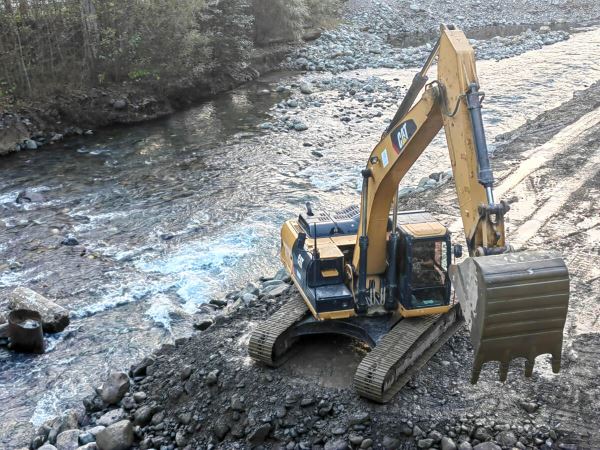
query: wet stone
9 286 70 333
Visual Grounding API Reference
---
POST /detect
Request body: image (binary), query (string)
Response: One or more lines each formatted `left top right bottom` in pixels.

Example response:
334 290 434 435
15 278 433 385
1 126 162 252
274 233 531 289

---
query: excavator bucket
450 251 569 383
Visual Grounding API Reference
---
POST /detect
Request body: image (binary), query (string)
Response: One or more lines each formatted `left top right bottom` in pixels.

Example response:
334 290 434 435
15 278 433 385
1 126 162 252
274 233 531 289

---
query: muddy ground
28 76 600 450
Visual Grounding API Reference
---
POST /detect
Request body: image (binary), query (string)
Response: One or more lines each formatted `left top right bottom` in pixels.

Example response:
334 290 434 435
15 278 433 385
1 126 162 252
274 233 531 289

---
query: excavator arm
352 25 570 383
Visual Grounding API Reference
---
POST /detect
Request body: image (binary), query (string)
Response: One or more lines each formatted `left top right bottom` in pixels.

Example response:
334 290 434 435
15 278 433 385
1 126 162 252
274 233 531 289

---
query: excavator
248 25 570 403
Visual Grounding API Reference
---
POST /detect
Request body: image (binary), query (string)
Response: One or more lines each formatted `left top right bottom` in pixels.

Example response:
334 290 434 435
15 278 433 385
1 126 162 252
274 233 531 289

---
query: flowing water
1 28 599 436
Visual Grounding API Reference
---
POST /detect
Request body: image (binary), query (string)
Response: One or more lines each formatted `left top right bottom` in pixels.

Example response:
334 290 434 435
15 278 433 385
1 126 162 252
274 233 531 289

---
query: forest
0 0 340 104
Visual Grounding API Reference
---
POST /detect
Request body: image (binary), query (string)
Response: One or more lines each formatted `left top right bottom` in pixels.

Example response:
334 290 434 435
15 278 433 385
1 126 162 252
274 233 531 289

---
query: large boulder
9 287 70 333
0 116 28 156
95 420 133 450
98 372 130 405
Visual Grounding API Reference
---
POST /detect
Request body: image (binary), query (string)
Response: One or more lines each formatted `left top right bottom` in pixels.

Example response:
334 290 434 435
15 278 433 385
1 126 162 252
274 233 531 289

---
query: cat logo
297 253 304 269
397 123 410 148
391 119 417 154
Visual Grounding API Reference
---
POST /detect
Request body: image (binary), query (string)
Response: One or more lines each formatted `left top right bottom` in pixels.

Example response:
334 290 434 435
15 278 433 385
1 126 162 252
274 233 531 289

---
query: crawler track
248 295 309 366
249 296 464 403
354 305 463 403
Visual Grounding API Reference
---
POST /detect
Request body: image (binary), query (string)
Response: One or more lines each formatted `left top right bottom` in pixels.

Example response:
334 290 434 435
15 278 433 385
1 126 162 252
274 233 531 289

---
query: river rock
61 235 79 246
294 122 308 131
418 438 434 448
247 424 271 446
441 436 458 450
24 139 38 150
98 372 130 405
58 409 81 433
130 356 154 377
360 439 373 449
473 443 501 450
39 445 58 450
383 435 400 449
175 429 188 447
206 369 219 385
519 401 538 413
496 430 517 447
266 284 289 298
97 409 125 427
300 83 314 95
9 287 70 333
458 443 473 450
132 391 146 403
133 405 153 426
78 431 95 445
95 420 133 450
77 444 98 450
112 99 127 110
55 429 80 450
274 268 290 282
473 427 492 441
324 439 349 450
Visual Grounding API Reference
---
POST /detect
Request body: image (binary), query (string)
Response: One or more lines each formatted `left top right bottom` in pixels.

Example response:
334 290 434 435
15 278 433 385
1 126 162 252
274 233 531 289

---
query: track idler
450 251 569 383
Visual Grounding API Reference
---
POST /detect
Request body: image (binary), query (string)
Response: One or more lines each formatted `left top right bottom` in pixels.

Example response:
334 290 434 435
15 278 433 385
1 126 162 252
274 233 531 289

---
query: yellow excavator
249 25 570 403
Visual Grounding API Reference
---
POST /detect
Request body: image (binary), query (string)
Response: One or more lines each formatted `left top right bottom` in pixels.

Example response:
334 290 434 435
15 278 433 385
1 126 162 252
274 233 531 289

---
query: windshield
411 239 448 288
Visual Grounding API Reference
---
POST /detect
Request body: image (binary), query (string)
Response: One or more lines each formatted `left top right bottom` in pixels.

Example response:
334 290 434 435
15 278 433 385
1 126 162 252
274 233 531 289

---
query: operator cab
395 211 452 314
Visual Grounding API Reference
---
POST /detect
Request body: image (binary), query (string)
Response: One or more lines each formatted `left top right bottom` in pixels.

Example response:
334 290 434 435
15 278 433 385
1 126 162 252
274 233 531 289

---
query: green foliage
0 0 341 100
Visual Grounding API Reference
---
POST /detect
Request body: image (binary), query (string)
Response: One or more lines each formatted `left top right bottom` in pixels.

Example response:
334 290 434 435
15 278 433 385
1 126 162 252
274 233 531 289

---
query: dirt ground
57 80 600 450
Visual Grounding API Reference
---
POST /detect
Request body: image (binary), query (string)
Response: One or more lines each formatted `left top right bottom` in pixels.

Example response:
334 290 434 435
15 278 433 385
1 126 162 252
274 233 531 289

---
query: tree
81 0 99 82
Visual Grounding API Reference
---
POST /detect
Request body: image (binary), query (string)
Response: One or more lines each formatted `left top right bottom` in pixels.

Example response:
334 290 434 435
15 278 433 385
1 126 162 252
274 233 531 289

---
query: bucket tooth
499 361 509 382
524 359 534 378
450 250 569 383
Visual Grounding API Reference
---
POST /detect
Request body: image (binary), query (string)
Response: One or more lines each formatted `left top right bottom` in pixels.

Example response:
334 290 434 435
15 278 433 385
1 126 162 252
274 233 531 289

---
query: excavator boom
353 25 569 382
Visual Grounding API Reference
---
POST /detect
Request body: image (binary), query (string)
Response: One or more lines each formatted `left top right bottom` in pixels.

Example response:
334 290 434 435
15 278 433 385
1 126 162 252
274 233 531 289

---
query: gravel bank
285 0 600 72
